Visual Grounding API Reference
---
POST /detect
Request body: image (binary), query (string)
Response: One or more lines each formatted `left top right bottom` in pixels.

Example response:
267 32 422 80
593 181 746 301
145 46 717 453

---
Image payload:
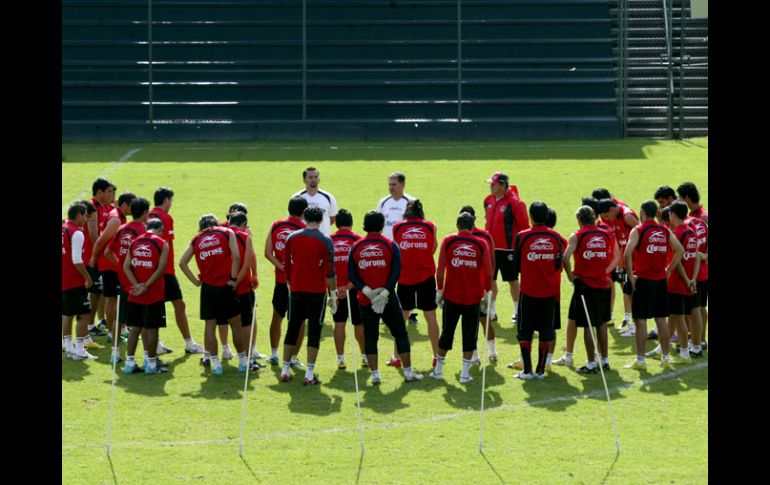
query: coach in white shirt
292 166 338 236
376 171 414 240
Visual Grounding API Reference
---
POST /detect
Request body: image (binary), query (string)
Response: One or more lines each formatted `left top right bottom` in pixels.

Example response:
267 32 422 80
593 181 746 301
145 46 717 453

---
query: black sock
536 341 550 374
520 341 532 374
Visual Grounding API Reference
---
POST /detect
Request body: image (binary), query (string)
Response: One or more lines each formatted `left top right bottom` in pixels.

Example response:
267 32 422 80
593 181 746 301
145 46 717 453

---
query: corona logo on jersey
527 238 556 262
275 228 294 251
451 243 479 268
334 240 352 263
683 237 698 261
358 244 386 269
198 235 220 250
120 233 134 256
399 227 429 250
646 230 668 254
583 236 608 259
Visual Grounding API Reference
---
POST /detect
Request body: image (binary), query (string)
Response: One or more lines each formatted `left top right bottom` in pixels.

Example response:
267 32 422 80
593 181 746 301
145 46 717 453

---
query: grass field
61 138 708 484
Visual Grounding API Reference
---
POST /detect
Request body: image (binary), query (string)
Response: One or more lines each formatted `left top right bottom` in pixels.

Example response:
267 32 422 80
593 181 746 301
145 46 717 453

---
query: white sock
403 366 414 378
203 351 211 361
282 361 291 375
691 344 701 353
337 354 345 363
64 336 73 353
637 356 646 363
487 339 496 355
680 347 690 359
372 369 380 380
126 355 135 363
661 354 670 361
238 352 247 367
362 354 368 362
586 360 597 369
88 324 95 330
148 357 157 370
75 337 85 354
461 358 471 378
652 344 662 353
211 355 221 369
545 353 553 366
602 356 609 365
565 352 573 361
271 348 279 357
435 355 445 374
305 363 315 380
624 312 632 321
513 300 519 314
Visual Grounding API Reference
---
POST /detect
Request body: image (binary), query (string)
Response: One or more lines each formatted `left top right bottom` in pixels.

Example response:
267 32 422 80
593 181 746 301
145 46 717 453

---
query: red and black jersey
148 207 176 275
107 220 147 291
513 225 564 298
62 221 86 291
284 228 335 294
191 226 233 286
348 234 401 307
127 232 166 304
393 218 436 285
632 220 670 281
573 225 614 289
483 186 529 250
331 228 362 287
603 205 637 262
437 232 493 305
685 216 708 282
269 217 306 284
668 224 699 295
232 228 253 296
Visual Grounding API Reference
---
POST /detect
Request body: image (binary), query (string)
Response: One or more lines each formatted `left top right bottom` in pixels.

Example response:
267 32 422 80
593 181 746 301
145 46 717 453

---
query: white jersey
376 193 414 240
292 188 338 236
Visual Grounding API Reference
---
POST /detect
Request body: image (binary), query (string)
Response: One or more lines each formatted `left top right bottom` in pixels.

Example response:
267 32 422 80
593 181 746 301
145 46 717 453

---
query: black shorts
332 288 363 325
272 282 289 317
221 290 256 326
200 283 240 323
87 266 103 294
163 274 183 302
612 268 633 295
494 249 519 282
567 279 610 328
286 291 326 349
62 286 91 316
694 280 708 307
397 276 437 311
632 277 669 320
668 293 694 316
126 300 166 329
102 270 120 298
360 292 410 355
516 293 556 341
553 299 561 330
439 299 480 352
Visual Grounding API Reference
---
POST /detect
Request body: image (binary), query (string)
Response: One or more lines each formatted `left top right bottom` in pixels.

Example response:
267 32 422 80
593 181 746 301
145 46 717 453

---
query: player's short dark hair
529 201 549 224
661 206 671 223
79 200 96 215
147 218 164 231
576 206 596 226
592 187 612 200
288 196 308 217
676 182 700 204
363 210 385 233
228 202 248 216
654 185 676 201
545 208 557 229
388 172 406 183
403 199 425 219
117 192 136 208
336 209 353 228
459 205 475 217
92 177 115 196
669 200 689 220
640 200 658 219
67 202 87 221
597 198 618 214
229 211 248 227
303 207 324 223
457 212 475 231
154 187 174 207
581 196 599 214
198 214 219 231
303 166 319 179
130 197 150 219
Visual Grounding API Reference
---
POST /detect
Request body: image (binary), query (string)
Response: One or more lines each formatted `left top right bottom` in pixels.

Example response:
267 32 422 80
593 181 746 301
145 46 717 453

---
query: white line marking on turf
63 361 706 450
62 148 142 214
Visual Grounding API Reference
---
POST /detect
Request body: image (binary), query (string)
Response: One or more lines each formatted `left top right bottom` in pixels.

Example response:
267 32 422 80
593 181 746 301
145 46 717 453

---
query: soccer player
457 205 498 365
654 185 677 222
279 207 337 385
78 200 106 349
677 182 708 224
511 202 563 380
392 199 440 367
291 167 338 236
330 209 365 369
148 187 205 355
432 212 493 382
348 210 424 384
562 206 619 374
86 178 115 337
62 202 95 360
677 181 709 348
122 219 169 374
483 172 529 325
623 200 684 370
264 196 308 366
597 197 639 333
179 214 248 376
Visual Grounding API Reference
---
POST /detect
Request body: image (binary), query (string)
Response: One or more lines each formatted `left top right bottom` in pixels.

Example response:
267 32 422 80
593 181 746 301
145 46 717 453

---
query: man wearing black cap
483 172 529 326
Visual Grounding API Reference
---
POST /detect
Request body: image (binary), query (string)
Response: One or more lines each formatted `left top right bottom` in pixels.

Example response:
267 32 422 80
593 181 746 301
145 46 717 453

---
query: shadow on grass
442 379 504 412
239 455 262 483
61 357 91 382
107 454 119 485
601 450 621 484
518 372 585 412
479 450 506 484
263 366 344 416
355 450 365 485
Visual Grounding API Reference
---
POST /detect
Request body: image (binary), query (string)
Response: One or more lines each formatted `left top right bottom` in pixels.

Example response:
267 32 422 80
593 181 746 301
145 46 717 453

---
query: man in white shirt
291 167 338 236
376 172 414 240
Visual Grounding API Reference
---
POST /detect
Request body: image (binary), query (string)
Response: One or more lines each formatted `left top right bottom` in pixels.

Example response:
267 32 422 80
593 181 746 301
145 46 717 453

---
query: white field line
62 361 707 450
61 148 142 214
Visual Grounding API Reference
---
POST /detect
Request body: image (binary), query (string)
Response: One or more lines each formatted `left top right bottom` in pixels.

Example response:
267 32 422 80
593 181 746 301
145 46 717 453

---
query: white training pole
347 289 365 453
479 291 493 452
106 293 121 456
580 295 621 454
238 292 260 456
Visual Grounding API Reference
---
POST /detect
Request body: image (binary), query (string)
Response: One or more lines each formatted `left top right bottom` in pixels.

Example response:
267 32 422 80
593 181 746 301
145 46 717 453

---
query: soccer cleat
690 349 704 358
142 359 170 370
290 358 305 368
108 354 122 364
184 343 205 354
552 356 573 367
533 372 545 380
701 341 707 349
85 340 106 350
404 372 424 382
221 346 234 360
511 314 517 324
371 375 382 385
576 364 598 374
647 330 658 340
200 357 211 367
122 361 140 374
515 372 535 380
429 371 444 380
491 314 498 323
619 326 636 337
459 374 474 384
212 366 224 376
337 361 347 370
250 350 267 360
507 360 524 370
98 318 109 330
266 355 280 365
385 356 402 368
144 365 168 375
303 375 322 385
488 353 498 363
280 373 292 382
660 358 672 370
238 362 260 373
88 326 106 337
620 315 632 328
624 360 647 370
250 359 267 369
408 314 419 325
602 362 611 371
361 356 369 368
471 358 481 366
645 348 661 358
72 350 98 361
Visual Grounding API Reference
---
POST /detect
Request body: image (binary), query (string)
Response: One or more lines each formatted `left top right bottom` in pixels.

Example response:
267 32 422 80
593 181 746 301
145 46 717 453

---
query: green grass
62 138 708 484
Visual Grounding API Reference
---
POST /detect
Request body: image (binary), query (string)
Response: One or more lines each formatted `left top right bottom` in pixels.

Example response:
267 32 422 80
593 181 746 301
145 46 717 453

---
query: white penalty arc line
63 361 706 450
61 148 142 214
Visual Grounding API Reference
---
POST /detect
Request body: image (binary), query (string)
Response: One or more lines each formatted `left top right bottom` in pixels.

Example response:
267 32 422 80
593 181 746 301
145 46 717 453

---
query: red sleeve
284 236 293 284
515 201 530 232
436 237 447 291
107 232 120 255
481 239 493 291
